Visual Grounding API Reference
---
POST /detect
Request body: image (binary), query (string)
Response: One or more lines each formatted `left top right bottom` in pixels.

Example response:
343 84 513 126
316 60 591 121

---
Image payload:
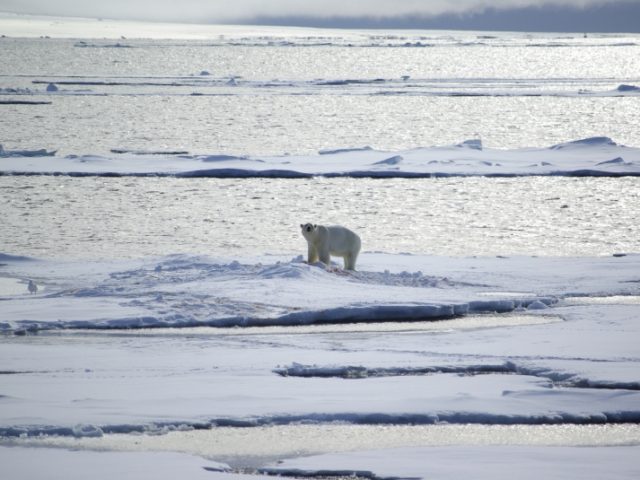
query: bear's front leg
308 245 319 264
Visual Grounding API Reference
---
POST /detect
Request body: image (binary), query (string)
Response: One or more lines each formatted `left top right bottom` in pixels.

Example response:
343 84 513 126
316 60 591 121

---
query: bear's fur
300 223 361 271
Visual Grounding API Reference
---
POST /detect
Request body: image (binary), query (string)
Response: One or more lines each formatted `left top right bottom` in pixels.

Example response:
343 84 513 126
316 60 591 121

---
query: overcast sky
1 0 639 32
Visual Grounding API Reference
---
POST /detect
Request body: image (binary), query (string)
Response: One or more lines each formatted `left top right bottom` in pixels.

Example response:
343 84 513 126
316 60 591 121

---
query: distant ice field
1 33 640 155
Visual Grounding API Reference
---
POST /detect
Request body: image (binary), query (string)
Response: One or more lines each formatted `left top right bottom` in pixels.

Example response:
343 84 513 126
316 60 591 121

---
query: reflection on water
6 424 640 468
2 176 639 259
38 314 561 338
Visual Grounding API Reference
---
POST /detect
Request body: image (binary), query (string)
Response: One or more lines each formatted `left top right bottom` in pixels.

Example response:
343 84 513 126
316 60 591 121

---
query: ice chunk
527 300 548 310
616 84 640 92
72 424 104 438
551 137 617 149
319 146 374 155
0 145 56 157
457 139 483 150
373 155 403 166
596 157 631 166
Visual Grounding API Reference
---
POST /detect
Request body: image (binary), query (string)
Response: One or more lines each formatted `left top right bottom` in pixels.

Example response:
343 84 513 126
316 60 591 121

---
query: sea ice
1 137 638 177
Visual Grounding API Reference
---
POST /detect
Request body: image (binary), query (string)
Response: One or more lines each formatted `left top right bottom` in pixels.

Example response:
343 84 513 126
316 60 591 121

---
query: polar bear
300 223 361 271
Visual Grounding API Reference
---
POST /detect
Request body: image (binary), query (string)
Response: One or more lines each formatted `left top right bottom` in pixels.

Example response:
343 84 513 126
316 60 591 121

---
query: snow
0 446 240 480
8 443 636 480
2 253 638 332
0 252 639 440
1 137 639 177
267 445 640 480
1 12 638 478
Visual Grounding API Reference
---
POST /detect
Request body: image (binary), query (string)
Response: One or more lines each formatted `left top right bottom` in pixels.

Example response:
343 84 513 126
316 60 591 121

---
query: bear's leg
308 245 319 264
344 251 358 271
319 247 331 266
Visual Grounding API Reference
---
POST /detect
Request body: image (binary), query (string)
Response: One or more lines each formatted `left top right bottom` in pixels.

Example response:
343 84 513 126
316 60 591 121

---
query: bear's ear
313 224 317 228
300 224 304 228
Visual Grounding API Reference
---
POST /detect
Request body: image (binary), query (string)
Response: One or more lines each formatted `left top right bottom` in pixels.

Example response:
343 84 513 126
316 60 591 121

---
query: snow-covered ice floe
4 76 640 98
2 252 638 333
0 446 236 480
1 137 639 177
1 252 639 438
2 444 638 480
264 445 640 480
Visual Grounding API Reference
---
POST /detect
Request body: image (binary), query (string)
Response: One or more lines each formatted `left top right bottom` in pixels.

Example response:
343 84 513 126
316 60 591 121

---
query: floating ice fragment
0 145 56 157
318 146 374 155
198 154 249 162
72 424 104 438
551 137 617 149
527 300 548 310
457 139 483 150
616 84 640 92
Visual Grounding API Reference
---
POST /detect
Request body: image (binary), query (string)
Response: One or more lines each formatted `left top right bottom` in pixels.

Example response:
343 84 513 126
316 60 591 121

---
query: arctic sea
1 24 639 258
1 15 640 480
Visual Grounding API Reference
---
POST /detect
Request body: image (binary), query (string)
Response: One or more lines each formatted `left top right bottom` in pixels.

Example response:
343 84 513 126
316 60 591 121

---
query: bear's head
300 223 317 239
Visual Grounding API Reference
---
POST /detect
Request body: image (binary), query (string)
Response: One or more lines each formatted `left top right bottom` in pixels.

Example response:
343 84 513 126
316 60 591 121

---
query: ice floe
0 251 639 437
3 252 638 332
1 137 639 177
0 145 56 158
267 445 640 480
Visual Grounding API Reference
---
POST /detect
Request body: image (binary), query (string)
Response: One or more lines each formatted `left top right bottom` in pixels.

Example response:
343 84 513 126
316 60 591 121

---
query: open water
1 30 639 259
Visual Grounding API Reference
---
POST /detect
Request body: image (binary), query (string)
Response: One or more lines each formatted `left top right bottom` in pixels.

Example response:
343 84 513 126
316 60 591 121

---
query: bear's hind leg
344 252 358 271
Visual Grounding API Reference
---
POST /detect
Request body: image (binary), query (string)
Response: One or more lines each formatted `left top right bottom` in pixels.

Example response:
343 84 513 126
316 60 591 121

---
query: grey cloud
0 0 637 23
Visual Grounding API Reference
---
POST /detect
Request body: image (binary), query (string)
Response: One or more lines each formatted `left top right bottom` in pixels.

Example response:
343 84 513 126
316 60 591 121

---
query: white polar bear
300 223 361 271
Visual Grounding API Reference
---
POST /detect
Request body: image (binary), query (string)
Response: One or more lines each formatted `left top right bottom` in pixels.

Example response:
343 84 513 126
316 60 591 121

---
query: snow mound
596 157 632 166
3 253 638 333
551 137 618 150
373 155 403 166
